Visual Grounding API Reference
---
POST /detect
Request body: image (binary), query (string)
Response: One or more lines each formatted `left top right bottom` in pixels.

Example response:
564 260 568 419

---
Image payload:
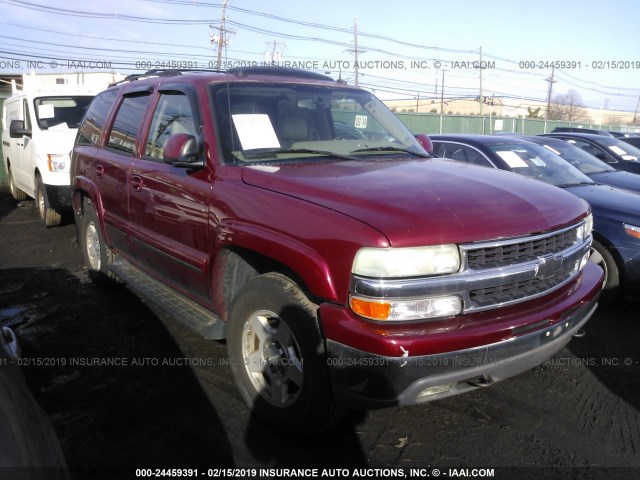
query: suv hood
242 158 588 247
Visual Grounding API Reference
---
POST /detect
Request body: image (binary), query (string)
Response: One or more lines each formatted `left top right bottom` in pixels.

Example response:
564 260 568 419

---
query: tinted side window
107 94 150 155
77 89 118 145
436 143 492 167
144 93 197 161
566 139 612 161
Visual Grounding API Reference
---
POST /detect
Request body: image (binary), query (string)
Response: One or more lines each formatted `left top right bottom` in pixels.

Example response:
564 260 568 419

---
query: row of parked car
0 67 635 441
427 131 640 304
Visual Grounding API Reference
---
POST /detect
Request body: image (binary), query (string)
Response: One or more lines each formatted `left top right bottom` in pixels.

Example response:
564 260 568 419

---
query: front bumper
44 184 72 210
327 294 599 409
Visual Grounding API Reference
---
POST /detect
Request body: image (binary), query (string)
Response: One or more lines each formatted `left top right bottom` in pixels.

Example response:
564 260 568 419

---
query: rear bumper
327 274 601 409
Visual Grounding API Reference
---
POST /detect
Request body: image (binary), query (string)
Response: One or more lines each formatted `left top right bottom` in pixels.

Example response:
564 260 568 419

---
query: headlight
47 154 69 172
352 244 461 278
624 223 640 240
577 213 593 241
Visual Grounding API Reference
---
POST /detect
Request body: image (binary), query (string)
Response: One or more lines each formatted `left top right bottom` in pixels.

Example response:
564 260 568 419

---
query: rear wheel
35 175 62 227
227 273 344 435
8 165 27 202
589 239 620 304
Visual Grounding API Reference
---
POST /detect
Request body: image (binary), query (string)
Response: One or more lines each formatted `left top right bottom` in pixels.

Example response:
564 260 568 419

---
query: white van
2 82 97 226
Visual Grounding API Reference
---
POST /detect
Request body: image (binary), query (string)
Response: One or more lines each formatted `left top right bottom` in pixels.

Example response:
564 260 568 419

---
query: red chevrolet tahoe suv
71 67 603 433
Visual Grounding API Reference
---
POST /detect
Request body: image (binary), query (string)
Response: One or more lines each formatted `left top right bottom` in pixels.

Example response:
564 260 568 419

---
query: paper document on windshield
38 104 55 119
496 150 528 168
232 114 281 150
609 145 628 156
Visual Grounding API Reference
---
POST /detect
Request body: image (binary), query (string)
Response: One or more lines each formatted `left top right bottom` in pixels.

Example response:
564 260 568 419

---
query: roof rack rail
227 66 335 81
107 66 334 88
109 68 225 87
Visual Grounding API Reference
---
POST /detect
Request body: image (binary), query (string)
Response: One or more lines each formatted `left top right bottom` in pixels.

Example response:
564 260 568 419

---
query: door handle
95 165 104 179
130 176 143 192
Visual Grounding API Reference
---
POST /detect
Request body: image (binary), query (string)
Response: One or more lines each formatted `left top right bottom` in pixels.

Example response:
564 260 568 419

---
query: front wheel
227 273 344 435
79 199 118 287
35 175 62 227
589 239 620 304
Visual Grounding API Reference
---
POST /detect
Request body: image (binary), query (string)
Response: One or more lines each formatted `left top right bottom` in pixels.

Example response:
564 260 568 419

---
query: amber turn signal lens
624 223 640 240
350 297 391 320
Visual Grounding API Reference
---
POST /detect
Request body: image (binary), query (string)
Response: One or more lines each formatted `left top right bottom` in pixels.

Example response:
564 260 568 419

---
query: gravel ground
0 191 639 480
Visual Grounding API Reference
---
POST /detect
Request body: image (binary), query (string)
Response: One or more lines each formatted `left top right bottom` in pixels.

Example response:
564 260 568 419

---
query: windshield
489 142 594 187
534 139 615 175
211 83 427 163
595 137 640 161
33 96 94 130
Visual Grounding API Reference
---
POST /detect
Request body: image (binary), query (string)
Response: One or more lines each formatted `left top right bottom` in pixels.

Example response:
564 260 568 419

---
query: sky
1 0 639 116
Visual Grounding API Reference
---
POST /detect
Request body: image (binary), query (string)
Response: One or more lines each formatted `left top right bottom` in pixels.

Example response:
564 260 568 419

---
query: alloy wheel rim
240 309 303 407
85 222 101 270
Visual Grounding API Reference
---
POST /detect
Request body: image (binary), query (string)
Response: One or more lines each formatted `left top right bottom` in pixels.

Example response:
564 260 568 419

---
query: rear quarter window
76 89 118 146
107 94 151 155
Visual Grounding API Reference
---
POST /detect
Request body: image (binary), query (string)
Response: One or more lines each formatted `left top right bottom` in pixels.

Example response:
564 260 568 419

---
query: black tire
79 199 118 287
8 165 27 202
589 239 620 304
227 272 344 435
35 175 62 227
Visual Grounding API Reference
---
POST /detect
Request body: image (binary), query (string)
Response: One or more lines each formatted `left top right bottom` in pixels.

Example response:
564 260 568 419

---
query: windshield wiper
556 181 595 188
244 148 357 161
350 146 431 158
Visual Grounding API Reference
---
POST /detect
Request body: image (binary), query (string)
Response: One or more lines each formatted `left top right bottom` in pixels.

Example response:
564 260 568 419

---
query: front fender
213 220 340 303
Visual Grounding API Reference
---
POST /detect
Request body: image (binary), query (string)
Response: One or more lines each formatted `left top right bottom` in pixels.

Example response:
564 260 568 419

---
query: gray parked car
0 326 68 477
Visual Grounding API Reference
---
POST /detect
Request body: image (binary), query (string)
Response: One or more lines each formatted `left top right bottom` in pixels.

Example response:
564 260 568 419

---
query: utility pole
634 95 640 124
346 18 365 86
353 18 360 86
544 65 557 120
440 69 446 114
211 0 232 70
265 40 285 64
439 69 447 134
479 46 483 118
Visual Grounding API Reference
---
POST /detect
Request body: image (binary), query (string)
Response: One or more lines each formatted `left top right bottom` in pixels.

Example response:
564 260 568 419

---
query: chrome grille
466 226 579 270
469 261 577 309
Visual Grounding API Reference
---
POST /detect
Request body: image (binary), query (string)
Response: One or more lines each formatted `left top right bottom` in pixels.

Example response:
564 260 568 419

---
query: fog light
417 383 452 399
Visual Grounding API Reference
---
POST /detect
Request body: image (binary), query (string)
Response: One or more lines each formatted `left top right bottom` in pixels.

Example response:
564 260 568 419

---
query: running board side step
109 260 226 340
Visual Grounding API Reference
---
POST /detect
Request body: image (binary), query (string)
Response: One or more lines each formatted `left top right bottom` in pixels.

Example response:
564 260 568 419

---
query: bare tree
547 90 590 122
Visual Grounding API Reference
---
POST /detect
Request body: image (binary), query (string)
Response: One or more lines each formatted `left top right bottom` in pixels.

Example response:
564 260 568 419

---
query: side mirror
163 134 205 170
9 120 32 138
414 133 433 155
